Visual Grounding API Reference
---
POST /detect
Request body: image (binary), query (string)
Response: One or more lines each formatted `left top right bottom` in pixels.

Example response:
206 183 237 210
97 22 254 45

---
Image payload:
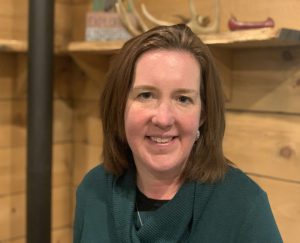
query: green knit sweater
73 165 282 243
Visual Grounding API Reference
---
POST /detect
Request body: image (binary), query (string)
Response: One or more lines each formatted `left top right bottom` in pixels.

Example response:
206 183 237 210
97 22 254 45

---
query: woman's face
124 49 201 179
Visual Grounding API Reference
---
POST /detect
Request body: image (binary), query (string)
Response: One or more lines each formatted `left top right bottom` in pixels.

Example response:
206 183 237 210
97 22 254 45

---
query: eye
177 95 193 104
137 91 153 100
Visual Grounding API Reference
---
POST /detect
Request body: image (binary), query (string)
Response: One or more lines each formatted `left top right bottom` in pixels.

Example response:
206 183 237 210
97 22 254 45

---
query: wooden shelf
202 28 300 48
2 28 300 54
0 39 27 53
67 40 125 54
67 28 300 54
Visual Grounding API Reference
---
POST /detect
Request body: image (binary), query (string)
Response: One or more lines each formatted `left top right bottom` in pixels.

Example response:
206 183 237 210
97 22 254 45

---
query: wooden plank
0 148 11 196
52 227 72 243
73 143 102 187
73 100 103 145
14 54 27 99
53 2 73 46
54 56 74 99
12 53 73 99
72 53 110 87
10 0 72 45
0 1 14 39
0 99 73 147
71 55 109 99
6 143 72 194
202 28 300 48
0 0 72 45
224 111 300 182
1 228 71 243
0 53 16 99
68 40 123 53
210 47 233 101
227 47 300 113
0 186 72 241
250 175 300 243
71 2 90 41
0 195 11 240
0 143 72 195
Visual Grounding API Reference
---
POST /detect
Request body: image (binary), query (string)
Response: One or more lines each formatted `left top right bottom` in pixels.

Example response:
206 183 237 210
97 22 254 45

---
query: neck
136 169 183 200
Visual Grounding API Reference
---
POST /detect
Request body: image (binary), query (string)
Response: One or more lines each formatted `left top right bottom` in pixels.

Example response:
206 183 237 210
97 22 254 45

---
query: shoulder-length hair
100 24 228 183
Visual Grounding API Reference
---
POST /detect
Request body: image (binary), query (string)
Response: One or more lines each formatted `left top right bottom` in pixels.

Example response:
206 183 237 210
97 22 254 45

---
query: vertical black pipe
27 0 54 242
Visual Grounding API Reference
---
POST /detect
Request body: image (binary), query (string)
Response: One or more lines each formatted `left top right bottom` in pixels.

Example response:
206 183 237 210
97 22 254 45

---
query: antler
141 0 219 34
116 0 141 35
116 0 151 36
141 4 174 26
128 0 149 32
116 0 220 36
188 0 220 34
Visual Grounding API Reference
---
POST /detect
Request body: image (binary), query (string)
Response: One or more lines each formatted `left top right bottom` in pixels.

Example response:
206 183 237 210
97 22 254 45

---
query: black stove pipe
27 0 54 242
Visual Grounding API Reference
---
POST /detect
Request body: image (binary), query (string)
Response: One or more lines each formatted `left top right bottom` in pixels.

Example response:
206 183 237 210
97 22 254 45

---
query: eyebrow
132 85 199 95
131 85 156 92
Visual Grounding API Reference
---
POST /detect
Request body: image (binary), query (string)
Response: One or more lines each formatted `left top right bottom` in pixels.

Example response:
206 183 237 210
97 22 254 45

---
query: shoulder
76 164 114 200
215 165 265 201
204 166 269 221
192 167 282 242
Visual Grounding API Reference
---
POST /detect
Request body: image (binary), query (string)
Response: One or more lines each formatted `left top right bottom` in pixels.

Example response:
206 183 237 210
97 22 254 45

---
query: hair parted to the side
100 24 229 183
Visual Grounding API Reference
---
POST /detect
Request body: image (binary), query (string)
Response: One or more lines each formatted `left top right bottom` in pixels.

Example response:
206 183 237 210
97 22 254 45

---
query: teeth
150 137 173 144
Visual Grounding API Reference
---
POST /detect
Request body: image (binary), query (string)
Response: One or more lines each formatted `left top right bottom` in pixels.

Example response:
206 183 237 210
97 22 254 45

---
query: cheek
184 108 201 130
124 104 147 139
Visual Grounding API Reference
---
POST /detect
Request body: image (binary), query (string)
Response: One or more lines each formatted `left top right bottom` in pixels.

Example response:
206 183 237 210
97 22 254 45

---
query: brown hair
100 24 228 183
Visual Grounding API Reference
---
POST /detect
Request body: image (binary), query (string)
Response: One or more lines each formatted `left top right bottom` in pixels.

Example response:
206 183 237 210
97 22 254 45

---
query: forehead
135 49 199 68
132 49 201 88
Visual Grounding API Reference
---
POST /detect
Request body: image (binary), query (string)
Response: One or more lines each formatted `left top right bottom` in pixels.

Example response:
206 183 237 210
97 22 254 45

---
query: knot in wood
279 146 293 159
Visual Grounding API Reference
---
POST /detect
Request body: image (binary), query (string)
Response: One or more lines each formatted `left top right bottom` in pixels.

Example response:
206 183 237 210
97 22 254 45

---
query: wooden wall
0 0 300 243
0 0 73 242
221 46 300 243
0 53 74 242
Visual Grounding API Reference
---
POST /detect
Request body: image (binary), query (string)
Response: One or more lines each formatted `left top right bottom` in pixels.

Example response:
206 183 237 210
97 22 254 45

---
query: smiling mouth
148 136 176 144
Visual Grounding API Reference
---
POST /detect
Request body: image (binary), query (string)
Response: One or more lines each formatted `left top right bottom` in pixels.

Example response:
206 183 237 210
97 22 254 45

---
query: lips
148 136 176 144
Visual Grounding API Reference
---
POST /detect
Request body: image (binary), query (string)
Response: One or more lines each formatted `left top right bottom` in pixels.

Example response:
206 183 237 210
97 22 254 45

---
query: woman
74 24 282 242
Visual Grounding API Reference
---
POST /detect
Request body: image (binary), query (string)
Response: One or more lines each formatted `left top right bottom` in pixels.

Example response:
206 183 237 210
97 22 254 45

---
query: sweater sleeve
237 191 283 243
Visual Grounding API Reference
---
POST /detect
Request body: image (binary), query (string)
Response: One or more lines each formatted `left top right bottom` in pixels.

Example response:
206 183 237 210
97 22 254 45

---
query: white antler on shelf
188 0 220 34
116 0 141 35
116 0 220 36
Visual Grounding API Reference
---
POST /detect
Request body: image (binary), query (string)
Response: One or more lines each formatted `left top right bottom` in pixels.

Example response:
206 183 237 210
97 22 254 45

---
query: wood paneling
0 143 72 195
73 143 102 187
0 53 15 99
0 0 72 45
0 99 73 147
227 47 300 113
224 111 300 182
73 100 102 144
0 228 71 243
211 47 233 100
71 54 109 99
0 148 11 196
0 186 71 241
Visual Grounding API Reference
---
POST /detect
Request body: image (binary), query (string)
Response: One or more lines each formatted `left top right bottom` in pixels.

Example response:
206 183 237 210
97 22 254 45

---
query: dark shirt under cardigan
73 165 282 242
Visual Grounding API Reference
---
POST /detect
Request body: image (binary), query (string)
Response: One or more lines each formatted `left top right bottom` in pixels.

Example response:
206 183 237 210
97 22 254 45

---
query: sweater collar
111 167 215 242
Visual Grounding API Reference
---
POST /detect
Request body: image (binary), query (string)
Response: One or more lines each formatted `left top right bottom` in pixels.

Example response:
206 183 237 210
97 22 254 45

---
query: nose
151 101 175 129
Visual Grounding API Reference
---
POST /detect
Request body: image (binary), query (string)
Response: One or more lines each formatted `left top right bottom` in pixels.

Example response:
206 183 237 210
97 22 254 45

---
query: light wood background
0 0 300 242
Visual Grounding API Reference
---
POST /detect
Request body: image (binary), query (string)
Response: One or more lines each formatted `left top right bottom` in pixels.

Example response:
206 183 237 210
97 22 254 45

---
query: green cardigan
73 165 282 242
